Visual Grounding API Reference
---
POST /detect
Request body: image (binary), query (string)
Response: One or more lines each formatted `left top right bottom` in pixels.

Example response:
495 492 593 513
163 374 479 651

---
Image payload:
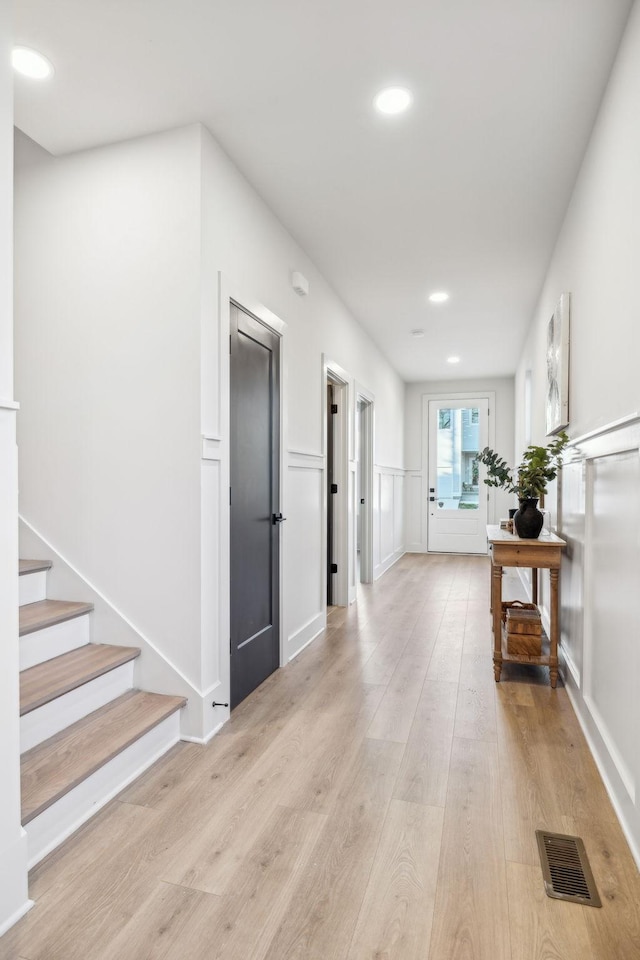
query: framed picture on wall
546 292 570 436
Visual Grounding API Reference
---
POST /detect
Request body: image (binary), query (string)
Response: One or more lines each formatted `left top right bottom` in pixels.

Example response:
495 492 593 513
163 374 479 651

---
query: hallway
2 554 639 960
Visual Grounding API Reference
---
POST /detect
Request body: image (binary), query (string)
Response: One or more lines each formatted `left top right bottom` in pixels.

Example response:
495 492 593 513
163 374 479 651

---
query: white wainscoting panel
285 452 326 660
374 466 405 580
585 449 639 803
559 416 640 868
559 460 586 687
404 471 423 552
379 473 394 567
393 474 404 554
200 457 221 690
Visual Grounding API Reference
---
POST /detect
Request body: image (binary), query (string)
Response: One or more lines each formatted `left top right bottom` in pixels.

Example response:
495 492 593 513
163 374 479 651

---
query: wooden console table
486 525 566 688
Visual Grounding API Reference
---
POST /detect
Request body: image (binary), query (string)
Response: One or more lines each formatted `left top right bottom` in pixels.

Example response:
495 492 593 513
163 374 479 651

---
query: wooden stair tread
19 598 94 636
21 690 186 824
19 559 53 576
20 644 141 716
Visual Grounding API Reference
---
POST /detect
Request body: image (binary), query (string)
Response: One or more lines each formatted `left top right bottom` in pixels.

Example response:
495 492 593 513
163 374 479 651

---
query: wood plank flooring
20 644 141 715
21 691 186 824
3 553 640 960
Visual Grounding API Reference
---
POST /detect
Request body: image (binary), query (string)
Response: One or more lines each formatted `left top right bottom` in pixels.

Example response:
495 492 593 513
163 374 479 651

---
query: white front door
427 398 489 553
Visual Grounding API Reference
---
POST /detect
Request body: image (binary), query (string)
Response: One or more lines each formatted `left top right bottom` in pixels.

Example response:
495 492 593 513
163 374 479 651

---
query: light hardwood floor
3 554 640 960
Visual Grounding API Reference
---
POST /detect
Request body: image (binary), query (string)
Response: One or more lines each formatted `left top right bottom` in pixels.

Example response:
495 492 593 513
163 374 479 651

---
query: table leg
549 567 559 688
531 567 538 606
492 563 503 682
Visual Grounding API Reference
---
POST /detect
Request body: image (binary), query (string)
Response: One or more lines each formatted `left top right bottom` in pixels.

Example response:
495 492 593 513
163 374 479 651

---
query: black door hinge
331 483 338 494
331 403 338 414
331 563 338 573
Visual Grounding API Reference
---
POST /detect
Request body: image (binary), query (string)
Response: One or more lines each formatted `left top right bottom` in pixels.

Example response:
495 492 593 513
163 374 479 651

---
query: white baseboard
374 548 404 581
0 830 32 937
181 718 226 745
286 611 325 662
561 657 640 872
0 898 34 939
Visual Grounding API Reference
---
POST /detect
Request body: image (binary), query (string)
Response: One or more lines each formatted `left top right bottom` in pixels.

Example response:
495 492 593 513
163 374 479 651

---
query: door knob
272 513 287 524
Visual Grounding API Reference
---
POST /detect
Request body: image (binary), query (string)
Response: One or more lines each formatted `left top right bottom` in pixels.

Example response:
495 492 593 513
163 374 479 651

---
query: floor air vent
536 830 601 907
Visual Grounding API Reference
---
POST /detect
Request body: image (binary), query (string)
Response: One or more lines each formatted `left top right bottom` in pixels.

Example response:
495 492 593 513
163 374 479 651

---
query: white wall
0 2 32 936
14 122 406 740
199 126 406 681
515 0 640 865
404 377 515 550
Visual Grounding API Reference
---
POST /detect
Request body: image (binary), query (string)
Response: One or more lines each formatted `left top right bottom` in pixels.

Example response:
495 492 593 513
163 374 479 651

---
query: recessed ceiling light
12 46 54 80
374 87 412 115
447 356 461 364
429 291 450 303
411 328 425 338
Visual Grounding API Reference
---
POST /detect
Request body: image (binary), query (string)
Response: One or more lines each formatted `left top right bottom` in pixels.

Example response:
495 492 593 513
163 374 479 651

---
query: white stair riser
25 711 181 868
21 661 136 753
20 615 90 670
19 571 47 606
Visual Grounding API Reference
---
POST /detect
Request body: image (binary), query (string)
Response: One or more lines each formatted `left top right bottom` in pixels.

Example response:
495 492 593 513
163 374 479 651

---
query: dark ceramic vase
513 498 544 539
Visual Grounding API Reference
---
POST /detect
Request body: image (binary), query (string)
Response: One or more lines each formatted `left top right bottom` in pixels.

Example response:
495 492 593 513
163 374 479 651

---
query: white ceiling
13 0 634 382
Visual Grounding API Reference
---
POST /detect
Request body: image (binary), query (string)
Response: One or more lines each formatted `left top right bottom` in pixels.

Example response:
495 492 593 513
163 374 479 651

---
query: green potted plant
475 432 569 538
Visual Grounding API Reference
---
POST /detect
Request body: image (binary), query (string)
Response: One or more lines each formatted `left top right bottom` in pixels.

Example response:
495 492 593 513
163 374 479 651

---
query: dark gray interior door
230 302 280 709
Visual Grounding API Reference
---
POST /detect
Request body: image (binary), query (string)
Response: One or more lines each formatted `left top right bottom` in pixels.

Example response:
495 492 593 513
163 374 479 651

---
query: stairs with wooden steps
18 558 186 867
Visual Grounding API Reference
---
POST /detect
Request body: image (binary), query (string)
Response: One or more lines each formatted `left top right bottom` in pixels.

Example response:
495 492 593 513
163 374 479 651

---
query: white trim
0 398 19 411
557 414 640 869
0 830 31 937
562 665 640 871
286 611 326 662
323 356 352 608
569 412 640 447
584 693 636 804
354 378 375 588
374 547 404 581
181 719 226 746
288 450 325 469
559 642 581 689
0 899 34 939
355 390 374 585
202 436 222 460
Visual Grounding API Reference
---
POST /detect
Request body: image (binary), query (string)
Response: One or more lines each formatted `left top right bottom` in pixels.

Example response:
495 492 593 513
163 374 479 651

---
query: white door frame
355 386 374 585
421 391 495 552
323 357 350 607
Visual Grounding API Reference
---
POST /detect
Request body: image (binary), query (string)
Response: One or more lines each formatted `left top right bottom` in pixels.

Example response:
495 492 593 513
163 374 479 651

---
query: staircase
18 558 186 867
